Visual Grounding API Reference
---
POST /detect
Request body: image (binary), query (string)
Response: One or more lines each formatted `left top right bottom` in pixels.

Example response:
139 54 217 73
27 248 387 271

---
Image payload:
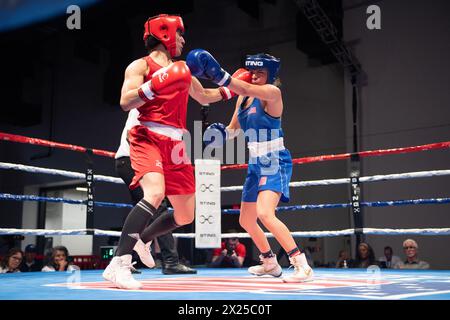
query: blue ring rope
0 193 133 209
1 193 450 213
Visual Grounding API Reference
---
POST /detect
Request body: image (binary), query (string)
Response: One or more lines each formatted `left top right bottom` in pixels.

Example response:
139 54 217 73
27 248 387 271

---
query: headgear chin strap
143 14 184 57
244 53 281 84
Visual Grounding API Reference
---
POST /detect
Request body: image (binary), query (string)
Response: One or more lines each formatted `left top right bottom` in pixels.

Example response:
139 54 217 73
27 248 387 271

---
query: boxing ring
2 268 450 300
1 132 450 300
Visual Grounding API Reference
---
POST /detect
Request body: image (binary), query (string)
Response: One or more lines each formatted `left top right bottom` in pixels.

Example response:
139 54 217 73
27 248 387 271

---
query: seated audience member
210 235 246 268
20 244 43 272
378 246 402 269
0 248 23 273
395 239 430 270
350 242 379 268
42 246 79 272
335 250 352 268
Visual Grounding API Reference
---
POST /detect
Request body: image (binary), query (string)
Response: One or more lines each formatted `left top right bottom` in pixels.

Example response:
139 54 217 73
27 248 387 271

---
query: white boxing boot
130 233 155 269
248 255 282 277
282 253 314 283
102 254 143 290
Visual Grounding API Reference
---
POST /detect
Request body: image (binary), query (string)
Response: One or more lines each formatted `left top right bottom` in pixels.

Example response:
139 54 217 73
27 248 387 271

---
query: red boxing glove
219 68 252 101
138 61 192 102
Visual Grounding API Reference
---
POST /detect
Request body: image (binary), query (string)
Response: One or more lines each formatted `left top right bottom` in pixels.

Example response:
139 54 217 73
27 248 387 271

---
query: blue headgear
244 53 281 84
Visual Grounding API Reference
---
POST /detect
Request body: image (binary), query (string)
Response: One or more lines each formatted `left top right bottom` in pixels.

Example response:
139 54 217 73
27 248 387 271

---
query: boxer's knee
256 206 275 224
142 190 165 209
174 211 194 226
141 172 165 208
168 193 195 226
239 214 256 231
239 203 258 231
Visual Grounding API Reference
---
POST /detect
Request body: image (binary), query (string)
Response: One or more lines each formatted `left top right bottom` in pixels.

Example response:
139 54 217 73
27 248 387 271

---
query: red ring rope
0 132 115 158
221 141 450 170
1 131 449 170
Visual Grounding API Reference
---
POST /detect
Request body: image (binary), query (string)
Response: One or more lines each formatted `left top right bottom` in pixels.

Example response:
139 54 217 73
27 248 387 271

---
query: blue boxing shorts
241 149 293 203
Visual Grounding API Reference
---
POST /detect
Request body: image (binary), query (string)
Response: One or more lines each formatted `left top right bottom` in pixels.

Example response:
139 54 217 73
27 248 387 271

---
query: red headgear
143 14 184 57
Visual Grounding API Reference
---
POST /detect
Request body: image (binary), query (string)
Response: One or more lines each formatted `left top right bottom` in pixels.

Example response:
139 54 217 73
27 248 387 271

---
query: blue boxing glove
204 123 228 148
186 49 231 86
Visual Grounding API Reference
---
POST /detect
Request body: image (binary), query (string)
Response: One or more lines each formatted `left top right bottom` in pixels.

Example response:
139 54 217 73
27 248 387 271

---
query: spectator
335 250 352 268
19 244 43 272
350 242 378 268
378 246 402 269
210 235 246 268
42 246 79 272
395 239 430 269
0 248 23 273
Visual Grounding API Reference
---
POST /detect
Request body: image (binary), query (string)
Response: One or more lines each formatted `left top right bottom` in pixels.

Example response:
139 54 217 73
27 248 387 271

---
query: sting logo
245 61 264 67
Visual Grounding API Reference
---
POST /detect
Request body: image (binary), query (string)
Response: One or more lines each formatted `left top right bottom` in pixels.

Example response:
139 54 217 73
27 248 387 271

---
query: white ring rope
1 162 449 190
0 162 123 184
223 169 450 191
1 227 450 238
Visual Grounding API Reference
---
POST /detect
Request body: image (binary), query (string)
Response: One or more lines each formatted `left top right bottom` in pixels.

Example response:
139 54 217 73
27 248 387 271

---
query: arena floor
1 268 450 300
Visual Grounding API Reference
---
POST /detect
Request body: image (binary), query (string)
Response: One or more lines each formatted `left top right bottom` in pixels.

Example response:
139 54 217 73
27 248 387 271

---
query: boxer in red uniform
102 14 251 289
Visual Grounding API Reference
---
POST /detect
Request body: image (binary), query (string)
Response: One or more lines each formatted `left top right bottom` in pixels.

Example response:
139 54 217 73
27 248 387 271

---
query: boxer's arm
120 59 147 111
189 76 223 105
227 97 241 131
227 79 281 103
228 80 283 117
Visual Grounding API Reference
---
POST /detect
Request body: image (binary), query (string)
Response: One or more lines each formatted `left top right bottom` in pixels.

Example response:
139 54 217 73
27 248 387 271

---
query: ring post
85 148 95 231
350 153 365 249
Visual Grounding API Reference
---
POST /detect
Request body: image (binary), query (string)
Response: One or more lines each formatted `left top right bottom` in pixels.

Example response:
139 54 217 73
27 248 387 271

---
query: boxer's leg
103 137 165 289
115 172 164 256
139 159 195 244
240 201 282 277
140 193 194 243
239 202 271 253
256 190 313 282
114 157 143 206
256 190 295 251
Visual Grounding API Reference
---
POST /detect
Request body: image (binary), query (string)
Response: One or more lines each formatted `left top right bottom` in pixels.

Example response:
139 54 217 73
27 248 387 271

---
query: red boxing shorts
128 125 195 195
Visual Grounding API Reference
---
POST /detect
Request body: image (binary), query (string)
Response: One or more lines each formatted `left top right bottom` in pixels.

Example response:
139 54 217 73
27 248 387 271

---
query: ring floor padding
1 268 450 300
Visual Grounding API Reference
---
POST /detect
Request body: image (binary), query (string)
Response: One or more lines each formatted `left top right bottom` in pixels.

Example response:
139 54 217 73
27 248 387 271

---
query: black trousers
115 157 179 265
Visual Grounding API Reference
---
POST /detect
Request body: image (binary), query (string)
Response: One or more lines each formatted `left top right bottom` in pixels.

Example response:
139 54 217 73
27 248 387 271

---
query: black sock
115 199 156 256
261 250 275 258
140 211 180 243
287 247 301 258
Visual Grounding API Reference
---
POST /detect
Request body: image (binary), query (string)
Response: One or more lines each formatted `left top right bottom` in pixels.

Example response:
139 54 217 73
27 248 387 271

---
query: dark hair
384 246 393 253
354 243 376 267
47 246 71 270
0 247 23 270
272 78 282 88
145 36 162 53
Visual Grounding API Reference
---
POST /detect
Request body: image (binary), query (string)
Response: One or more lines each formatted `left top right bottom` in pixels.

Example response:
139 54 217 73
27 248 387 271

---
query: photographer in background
210 232 246 268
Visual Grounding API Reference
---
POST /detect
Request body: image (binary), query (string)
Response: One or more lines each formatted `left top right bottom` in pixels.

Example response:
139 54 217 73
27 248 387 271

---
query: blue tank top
237 97 284 143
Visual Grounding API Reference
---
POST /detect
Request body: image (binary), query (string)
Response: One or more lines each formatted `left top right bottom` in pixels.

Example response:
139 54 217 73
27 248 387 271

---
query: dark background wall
343 0 450 267
0 0 448 267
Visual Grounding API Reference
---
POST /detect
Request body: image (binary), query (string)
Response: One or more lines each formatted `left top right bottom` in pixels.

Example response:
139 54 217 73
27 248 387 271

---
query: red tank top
137 56 190 129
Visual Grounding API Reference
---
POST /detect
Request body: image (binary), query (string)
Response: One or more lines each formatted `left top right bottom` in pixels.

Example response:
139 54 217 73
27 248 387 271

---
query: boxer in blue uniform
187 50 314 282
